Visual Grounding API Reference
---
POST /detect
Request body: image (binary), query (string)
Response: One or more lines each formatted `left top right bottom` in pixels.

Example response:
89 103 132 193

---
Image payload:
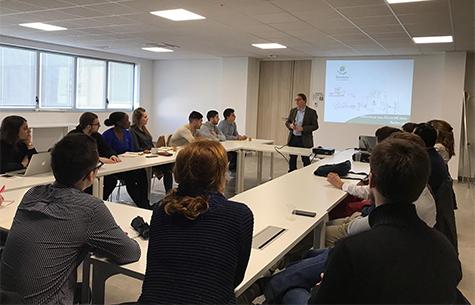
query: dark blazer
311 203 461 304
285 106 318 148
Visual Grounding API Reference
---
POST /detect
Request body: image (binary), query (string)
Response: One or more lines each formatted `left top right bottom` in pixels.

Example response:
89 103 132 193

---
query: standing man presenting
285 93 318 172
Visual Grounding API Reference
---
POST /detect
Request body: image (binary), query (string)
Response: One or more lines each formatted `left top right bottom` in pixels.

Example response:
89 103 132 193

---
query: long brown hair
428 119 455 157
132 107 151 137
161 140 228 220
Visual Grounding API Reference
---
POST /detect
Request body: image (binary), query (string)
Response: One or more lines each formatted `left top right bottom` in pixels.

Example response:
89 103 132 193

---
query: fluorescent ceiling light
142 47 174 53
19 22 66 31
386 0 431 3
252 43 287 49
150 9 205 21
412 36 453 44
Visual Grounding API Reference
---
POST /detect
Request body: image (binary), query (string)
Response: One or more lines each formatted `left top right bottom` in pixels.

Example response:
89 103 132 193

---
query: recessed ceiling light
142 47 174 53
412 36 453 44
252 43 287 49
19 22 67 31
150 9 205 21
386 0 431 3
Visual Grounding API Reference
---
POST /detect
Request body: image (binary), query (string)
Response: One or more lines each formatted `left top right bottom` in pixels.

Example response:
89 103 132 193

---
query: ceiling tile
17 0 73 9
326 0 384 8
60 6 111 18
254 12 299 24
389 0 448 15
270 0 331 13
351 15 399 27
87 3 139 15
0 0 43 11
268 21 314 31
338 4 392 18
361 24 406 34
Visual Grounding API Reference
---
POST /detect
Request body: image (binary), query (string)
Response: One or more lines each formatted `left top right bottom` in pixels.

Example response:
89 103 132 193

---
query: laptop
358 136 377 153
7 152 52 176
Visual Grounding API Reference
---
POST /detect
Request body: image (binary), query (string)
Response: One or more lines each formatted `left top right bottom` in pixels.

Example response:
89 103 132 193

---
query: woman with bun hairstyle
102 112 150 209
428 119 455 164
139 140 254 304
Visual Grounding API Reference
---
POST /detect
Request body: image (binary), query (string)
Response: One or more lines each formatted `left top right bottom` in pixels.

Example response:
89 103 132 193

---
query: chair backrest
433 178 458 253
156 136 166 148
156 135 173 147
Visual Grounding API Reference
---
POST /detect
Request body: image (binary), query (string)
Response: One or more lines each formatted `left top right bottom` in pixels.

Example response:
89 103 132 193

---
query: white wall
310 52 467 177
152 57 258 137
0 36 154 150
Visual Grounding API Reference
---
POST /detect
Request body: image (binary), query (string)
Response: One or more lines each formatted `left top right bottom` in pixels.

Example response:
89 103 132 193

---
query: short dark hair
206 110 219 121
188 111 203 122
389 132 425 148
414 123 437 148
370 138 430 203
375 126 402 143
0 115 27 144
79 112 98 130
104 112 126 127
51 134 99 187
223 108 234 119
297 93 307 102
401 122 417 133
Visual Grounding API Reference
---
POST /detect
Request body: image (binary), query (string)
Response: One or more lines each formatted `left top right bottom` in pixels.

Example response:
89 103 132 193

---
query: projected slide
324 59 414 125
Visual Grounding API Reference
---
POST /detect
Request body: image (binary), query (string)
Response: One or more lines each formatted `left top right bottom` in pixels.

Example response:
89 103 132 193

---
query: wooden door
257 60 312 145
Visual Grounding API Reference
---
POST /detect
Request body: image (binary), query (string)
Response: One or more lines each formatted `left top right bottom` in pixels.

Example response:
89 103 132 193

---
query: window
108 62 134 109
0 46 37 108
76 58 106 109
39 52 75 108
0 45 137 111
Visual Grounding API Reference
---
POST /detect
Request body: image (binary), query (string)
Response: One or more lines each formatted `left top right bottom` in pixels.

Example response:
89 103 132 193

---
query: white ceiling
0 0 473 60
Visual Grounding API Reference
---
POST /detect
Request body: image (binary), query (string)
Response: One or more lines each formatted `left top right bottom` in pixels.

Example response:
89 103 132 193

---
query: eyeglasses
91 123 101 127
82 161 104 181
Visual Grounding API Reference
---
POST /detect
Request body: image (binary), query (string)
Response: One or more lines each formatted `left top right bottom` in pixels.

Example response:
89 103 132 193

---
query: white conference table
0 150 369 304
0 138 312 197
84 150 368 303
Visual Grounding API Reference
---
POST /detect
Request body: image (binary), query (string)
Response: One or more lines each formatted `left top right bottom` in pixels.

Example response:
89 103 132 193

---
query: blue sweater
139 192 254 304
102 128 137 155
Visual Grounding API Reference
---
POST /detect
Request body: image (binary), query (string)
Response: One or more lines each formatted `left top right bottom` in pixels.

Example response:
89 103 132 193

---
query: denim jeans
264 248 330 304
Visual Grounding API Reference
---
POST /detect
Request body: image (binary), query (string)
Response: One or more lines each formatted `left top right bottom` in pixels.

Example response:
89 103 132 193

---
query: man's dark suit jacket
285 106 318 148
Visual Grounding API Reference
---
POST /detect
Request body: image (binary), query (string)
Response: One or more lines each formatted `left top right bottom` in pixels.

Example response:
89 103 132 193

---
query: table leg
81 255 91 303
235 150 245 193
313 213 329 248
270 152 275 179
145 167 152 202
257 151 263 184
91 259 122 304
92 177 104 199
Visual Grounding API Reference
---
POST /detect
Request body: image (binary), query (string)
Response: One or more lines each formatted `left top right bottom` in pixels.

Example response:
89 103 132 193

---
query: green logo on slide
337 66 347 75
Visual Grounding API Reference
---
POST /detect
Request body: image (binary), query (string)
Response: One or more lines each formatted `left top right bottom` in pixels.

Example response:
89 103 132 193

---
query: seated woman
102 112 150 209
130 107 174 193
138 140 254 304
0 115 37 174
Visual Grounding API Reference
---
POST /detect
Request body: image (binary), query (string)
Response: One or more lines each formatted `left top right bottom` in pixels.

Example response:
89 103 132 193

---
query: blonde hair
428 119 455 157
132 107 151 137
161 140 228 220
